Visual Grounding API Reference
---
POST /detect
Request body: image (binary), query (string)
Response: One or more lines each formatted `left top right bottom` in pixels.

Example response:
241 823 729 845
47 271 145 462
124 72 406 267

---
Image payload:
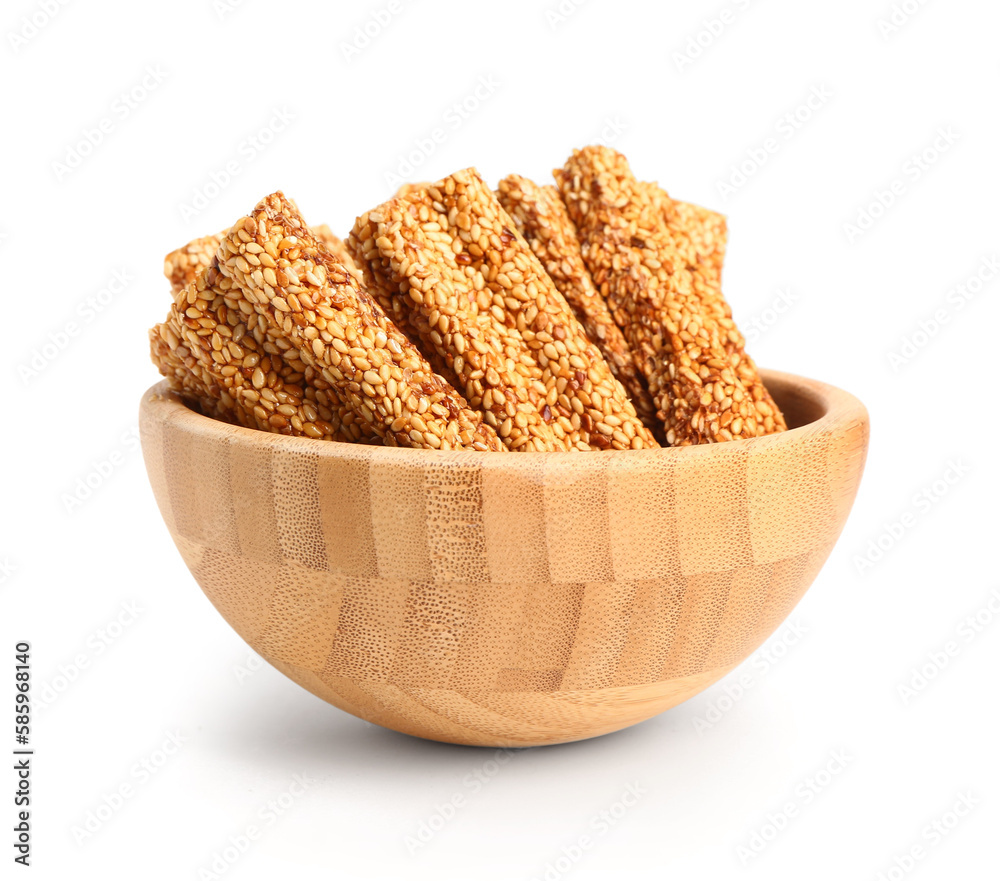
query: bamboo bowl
139 369 868 747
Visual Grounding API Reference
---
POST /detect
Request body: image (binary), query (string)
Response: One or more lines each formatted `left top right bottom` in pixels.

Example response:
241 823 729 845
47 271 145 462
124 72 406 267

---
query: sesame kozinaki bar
556 146 770 445
216 192 504 452
670 198 728 290
643 186 729 290
641 180 784 435
149 318 231 423
165 224 361 294
496 174 658 432
350 169 658 451
349 194 565 452
151 257 380 443
164 234 223 294
311 223 364 281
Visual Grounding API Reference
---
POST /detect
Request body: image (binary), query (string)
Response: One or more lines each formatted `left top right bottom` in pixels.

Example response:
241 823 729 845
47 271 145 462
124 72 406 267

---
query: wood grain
139 369 869 747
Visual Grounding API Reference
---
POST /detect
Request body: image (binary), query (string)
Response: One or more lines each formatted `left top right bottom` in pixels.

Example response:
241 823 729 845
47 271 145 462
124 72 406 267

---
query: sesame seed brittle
556 146 784 444
216 192 505 452
641 180 785 437
310 224 365 283
496 174 659 433
152 149 783 451
350 170 658 452
164 233 223 295
164 224 361 296
151 257 380 443
669 197 728 291
350 194 565 452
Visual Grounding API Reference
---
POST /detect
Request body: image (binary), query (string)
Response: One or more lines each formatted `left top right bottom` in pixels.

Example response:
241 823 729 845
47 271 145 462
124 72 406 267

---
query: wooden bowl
139 369 868 747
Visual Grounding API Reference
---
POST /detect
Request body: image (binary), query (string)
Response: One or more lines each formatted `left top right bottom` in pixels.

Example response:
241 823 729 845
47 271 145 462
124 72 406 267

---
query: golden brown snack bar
351 169 658 451
349 180 484 398
349 195 565 452
342 208 429 359
644 186 729 289
359 179 509 388
149 319 230 422
159 225 378 440
164 234 222 294
496 174 658 431
165 223 359 294
216 192 505 452
151 258 380 443
556 146 775 445
642 181 784 435
393 181 431 198
671 198 728 289
311 223 363 281
388 174 654 447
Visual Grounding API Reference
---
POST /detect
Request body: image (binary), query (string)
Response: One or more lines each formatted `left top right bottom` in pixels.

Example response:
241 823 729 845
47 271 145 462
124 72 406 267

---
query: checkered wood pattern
140 370 868 746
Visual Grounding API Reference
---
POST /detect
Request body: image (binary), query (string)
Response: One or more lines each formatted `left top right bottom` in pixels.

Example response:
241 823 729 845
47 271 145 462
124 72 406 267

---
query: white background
3 0 998 878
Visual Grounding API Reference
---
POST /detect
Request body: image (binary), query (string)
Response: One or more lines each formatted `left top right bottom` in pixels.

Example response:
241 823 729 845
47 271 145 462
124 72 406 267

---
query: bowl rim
139 368 869 468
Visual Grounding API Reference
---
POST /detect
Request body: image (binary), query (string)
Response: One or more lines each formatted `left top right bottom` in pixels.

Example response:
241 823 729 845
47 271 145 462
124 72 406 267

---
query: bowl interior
765 375 829 430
